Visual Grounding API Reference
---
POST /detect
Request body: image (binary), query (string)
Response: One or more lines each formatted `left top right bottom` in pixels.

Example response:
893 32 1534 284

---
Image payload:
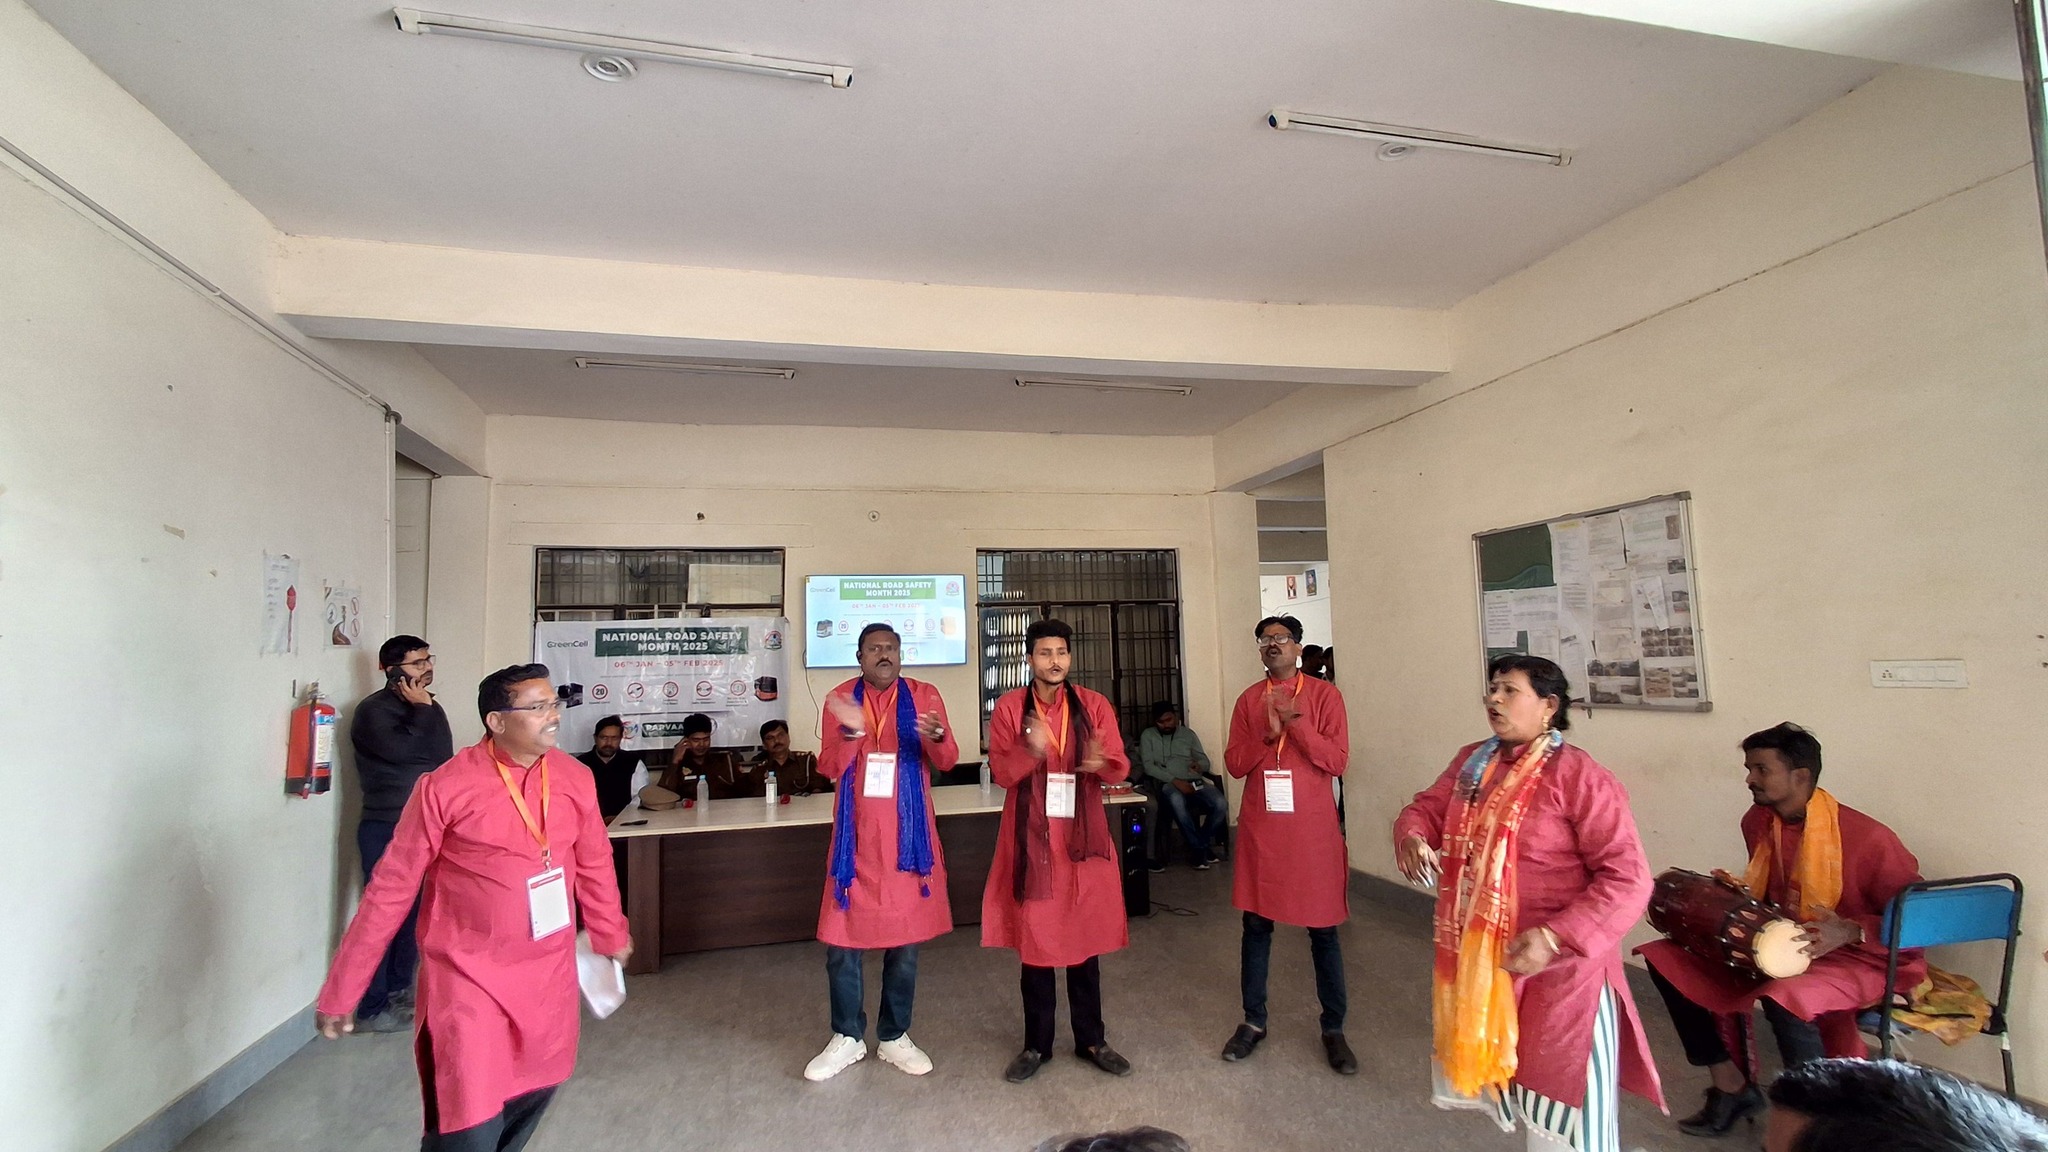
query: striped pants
1495 985 1621 1152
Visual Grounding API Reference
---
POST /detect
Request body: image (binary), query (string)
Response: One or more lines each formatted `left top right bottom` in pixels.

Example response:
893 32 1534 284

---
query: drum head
1753 918 1812 979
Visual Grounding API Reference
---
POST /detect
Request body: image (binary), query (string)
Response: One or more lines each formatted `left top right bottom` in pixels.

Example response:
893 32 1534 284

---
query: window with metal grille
976 550 1181 752
533 548 784 620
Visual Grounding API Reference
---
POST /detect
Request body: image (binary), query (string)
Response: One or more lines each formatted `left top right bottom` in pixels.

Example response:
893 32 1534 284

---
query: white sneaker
877 1034 933 1076
804 1034 867 1082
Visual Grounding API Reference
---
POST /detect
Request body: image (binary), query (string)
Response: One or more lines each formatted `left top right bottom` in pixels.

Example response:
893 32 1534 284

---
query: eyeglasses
399 655 436 670
499 699 562 716
1255 635 1297 648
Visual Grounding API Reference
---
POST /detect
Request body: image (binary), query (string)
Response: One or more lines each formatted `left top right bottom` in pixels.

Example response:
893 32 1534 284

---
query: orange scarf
1431 732 1560 1101
1743 787 1842 920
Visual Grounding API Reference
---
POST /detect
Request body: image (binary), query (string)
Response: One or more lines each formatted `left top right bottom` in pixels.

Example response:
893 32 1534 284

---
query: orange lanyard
1035 689 1070 762
1265 676 1302 767
490 741 552 868
862 681 898 748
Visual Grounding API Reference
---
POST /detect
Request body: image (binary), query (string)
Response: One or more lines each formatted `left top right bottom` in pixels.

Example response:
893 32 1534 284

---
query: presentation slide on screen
804 575 968 667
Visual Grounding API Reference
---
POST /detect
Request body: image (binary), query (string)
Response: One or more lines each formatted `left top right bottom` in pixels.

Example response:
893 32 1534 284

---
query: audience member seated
1136 700 1226 871
575 714 648 822
1763 1058 2048 1152
659 713 740 797
1300 643 1328 680
749 718 830 795
1639 722 1925 1138
1034 1127 1191 1152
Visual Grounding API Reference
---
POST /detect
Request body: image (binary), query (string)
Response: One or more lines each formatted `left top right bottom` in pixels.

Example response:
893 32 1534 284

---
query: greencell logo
594 625 750 657
838 578 937 601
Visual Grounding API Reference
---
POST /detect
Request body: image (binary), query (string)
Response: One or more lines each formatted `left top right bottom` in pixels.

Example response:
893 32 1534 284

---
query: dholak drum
1647 868 1811 979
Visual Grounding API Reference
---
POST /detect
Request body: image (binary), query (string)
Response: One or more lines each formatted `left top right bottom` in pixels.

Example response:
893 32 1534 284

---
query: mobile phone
618 819 649 827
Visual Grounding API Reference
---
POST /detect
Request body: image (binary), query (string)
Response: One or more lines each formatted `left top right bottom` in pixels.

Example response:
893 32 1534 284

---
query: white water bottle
765 770 778 805
695 775 710 806
979 762 993 794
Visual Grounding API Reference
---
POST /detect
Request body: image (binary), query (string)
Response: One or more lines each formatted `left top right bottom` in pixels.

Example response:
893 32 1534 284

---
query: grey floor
176 865 1738 1152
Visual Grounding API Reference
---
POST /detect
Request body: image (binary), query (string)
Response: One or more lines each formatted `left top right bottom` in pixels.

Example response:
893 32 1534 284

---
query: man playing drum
1638 723 1925 1139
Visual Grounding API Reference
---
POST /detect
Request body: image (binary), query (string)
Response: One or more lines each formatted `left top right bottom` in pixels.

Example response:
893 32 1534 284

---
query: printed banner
533 617 791 754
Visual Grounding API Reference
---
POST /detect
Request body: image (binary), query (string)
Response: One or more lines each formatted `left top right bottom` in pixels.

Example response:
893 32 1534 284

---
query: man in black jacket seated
575 714 646 822
348 634 454 1032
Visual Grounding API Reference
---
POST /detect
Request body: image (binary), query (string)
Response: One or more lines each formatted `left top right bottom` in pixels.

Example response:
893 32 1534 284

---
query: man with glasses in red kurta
1221 614 1357 1075
316 664 630 1152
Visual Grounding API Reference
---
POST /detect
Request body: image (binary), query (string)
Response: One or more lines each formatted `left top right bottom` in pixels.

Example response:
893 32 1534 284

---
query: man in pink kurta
317 664 630 1152
982 618 1134 1083
1221 614 1357 1074
804 623 958 1082
1638 722 1924 1138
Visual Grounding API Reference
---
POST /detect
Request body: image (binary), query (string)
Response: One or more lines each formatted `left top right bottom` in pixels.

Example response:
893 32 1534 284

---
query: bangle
1538 927 1563 955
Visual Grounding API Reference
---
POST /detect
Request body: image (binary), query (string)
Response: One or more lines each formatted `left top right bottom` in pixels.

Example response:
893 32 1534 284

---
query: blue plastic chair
1874 874 2024 1099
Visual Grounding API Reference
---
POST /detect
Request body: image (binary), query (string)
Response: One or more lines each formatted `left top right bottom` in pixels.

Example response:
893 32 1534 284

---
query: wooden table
609 784 1141 974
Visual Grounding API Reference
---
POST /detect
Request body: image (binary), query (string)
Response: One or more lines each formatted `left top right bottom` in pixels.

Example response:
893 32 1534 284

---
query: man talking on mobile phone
347 634 454 1033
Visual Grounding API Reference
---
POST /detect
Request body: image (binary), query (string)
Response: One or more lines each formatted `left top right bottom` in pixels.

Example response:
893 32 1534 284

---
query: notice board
1473 492 1709 712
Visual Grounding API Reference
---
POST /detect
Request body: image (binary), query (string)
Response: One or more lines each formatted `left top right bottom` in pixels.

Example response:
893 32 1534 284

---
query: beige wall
478 416 1259 757
1316 68 2048 1090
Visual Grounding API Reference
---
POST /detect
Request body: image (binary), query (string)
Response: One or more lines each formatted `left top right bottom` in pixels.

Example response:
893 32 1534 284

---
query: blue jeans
356 819 420 1018
827 944 919 1042
1162 782 1229 861
1241 911 1347 1033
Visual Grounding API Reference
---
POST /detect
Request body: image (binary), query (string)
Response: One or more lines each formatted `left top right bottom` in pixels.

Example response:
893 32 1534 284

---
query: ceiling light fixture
573 357 797 379
1015 377 1194 397
1268 109 1569 167
392 8 854 88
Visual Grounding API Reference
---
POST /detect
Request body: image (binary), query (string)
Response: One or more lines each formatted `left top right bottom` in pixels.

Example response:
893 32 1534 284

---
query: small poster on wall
261 551 299 655
324 581 362 648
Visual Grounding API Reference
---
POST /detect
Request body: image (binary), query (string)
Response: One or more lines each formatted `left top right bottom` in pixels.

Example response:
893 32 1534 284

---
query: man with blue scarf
804 623 960 1083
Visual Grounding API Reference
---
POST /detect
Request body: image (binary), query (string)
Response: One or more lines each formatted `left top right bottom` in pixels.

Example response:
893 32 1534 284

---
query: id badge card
863 752 897 799
527 867 571 941
1263 769 1295 814
1047 772 1077 818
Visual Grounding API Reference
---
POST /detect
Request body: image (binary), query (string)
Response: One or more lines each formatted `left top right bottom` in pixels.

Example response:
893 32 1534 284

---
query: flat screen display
804 575 969 667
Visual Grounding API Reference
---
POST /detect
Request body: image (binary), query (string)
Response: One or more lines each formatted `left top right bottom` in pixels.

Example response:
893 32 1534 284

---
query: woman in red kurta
981 618 1133 1082
318 666 629 1152
1395 655 1662 1152
804 622 959 1082
1221 614 1356 1074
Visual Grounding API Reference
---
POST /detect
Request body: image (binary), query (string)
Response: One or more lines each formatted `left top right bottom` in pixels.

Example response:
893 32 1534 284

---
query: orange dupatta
1742 786 1843 919
1431 731 1562 1101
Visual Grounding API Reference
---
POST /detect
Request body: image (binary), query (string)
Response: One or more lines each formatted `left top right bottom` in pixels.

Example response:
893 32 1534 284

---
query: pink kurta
981 685 1131 968
815 677 958 949
1396 741 1664 1112
1226 673 1350 929
317 740 629 1134
1636 800 1925 1056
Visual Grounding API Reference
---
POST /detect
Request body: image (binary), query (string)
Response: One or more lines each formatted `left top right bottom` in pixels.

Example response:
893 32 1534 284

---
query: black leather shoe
1322 1031 1358 1075
1677 1084 1765 1137
1004 1048 1047 1083
1080 1044 1133 1076
1221 1023 1265 1061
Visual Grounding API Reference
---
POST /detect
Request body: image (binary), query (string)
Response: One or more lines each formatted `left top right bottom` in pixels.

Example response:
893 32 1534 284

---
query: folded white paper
576 932 627 1019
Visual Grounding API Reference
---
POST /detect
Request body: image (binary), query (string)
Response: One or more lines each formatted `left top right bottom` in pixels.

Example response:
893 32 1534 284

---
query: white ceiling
28 0 1882 309
1492 0 2020 79
410 345 1311 436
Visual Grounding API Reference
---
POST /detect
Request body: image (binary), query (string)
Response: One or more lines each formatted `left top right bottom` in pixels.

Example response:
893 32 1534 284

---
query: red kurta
981 684 1131 968
1225 673 1350 929
1396 741 1665 1112
318 740 629 1134
1636 800 1925 1056
815 677 958 949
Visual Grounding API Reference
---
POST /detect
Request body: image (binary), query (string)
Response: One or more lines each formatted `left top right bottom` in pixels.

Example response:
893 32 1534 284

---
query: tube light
1015 377 1194 397
392 8 854 88
573 357 797 379
1268 109 1569 167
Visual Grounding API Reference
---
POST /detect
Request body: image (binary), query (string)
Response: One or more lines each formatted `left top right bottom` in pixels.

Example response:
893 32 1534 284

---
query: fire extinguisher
287 682 338 798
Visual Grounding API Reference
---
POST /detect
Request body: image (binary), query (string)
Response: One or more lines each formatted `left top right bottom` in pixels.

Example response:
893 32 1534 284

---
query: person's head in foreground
1765 1058 2048 1151
1033 1127 1191 1152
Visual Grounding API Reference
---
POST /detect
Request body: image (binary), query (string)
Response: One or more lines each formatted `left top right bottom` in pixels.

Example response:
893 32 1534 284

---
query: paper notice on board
1623 506 1684 565
1482 592 1517 646
1551 519 1591 583
1527 628 1560 662
1559 582 1592 614
1632 575 1671 631
1593 628 1640 662
262 552 299 655
1558 634 1589 685
1664 573 1692 628
1585 514 1627 571
1507 587 1559 635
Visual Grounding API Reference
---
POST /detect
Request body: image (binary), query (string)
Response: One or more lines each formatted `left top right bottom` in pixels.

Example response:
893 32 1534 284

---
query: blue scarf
829 679 937 909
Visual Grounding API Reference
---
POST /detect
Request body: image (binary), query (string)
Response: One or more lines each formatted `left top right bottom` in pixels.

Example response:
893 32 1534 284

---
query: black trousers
419 1028 557 1152
1648 964 1826 1072
1022 956 1104 1056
